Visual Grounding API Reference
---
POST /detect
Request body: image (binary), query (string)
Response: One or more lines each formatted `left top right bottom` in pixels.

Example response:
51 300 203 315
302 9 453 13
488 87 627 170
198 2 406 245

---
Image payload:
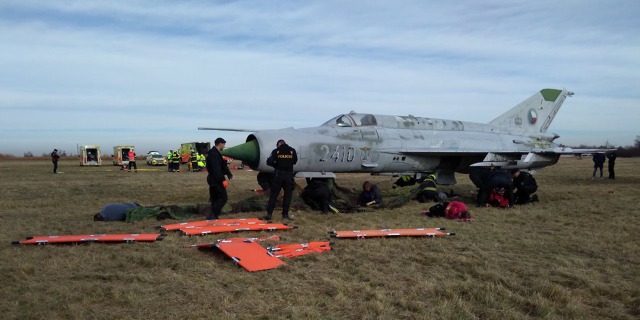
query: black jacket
206 147 231 184
267 143 298 171
513 171 537 190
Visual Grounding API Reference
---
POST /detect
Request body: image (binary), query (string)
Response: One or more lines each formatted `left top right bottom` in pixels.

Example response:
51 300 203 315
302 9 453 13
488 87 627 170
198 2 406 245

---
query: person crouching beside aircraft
264 139 298 221
416 173 439 203
301 178 338 214
511 169 539 204
480 168 514 208
359 181 383 207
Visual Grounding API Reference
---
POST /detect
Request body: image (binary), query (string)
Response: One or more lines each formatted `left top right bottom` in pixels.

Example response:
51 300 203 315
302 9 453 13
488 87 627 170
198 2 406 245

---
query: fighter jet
200 88 582 184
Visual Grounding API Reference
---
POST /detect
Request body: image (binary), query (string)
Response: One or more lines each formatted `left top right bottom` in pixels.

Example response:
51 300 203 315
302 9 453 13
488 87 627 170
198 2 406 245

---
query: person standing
206 138 233 220
127 149 138 172
265 139 298 220
190 149 198 172
171 150 181 172
167 150 173 172
607 151 617 179
592 152 606 180
197 153 206 171
51 149 60 173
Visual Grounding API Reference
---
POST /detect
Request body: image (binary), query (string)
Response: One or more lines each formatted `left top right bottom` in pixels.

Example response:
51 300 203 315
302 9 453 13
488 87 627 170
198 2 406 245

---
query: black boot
262 213 272 221
282 214 294 220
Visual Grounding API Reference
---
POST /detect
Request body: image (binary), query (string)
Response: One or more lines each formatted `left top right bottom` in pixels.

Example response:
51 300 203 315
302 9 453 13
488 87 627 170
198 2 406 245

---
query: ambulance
112 145 135 166
80 145 102 166
180 142 211 164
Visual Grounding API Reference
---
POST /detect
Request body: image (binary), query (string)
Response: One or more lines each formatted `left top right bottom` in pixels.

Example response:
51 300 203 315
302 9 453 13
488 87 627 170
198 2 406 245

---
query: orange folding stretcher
13 233 164 245
329 228 454 239
215 238 286 272
183 235 281 248
180 223 295 236
268 241 332 258
159 218 263 231
185 237 331 271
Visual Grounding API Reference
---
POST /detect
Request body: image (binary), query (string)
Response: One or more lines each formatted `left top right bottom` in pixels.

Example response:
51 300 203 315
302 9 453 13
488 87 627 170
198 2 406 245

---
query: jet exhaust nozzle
221 140 260 167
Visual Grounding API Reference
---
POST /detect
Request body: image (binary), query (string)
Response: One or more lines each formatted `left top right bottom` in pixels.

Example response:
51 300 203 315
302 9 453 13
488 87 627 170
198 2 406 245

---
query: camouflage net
125 204 208 222
383 186 420 209
124 179 422 222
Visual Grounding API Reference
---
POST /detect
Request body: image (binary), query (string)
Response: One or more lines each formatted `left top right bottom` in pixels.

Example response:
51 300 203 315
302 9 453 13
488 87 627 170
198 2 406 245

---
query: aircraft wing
388 147 610 171
392 149 494 156
531 147 614 155
393 147 610 156
198 127 257 132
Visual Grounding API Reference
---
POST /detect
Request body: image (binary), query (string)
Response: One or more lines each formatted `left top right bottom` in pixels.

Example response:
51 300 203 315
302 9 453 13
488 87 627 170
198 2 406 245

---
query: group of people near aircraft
469 167 539 208
592 151 617 180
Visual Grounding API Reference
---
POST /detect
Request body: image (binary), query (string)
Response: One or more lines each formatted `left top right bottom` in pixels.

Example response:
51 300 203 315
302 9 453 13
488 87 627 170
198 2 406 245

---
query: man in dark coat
265 139 298 220
301 178 332 214
206 138 233 220
607 151 617 179
592 152 606 179
512 169 539 204
469 167 492 206
51 149 60 173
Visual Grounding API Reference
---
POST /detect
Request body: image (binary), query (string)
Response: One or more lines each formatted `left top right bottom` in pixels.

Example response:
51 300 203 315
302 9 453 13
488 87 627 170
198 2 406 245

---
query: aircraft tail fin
489 89 573 134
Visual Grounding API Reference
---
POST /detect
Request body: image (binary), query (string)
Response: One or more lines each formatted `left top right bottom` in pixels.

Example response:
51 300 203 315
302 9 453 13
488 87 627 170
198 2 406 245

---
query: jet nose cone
221 140 260 167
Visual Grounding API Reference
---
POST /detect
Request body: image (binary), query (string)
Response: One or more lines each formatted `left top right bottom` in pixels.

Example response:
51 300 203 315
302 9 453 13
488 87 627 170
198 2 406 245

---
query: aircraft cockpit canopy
322 113 377 127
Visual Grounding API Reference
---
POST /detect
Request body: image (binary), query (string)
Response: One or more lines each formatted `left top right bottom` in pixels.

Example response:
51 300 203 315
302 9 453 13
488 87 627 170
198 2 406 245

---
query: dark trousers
267 170 294 216
301 186 330 213
52 160 58 173
515 185 537 204
608 163 615 179
593 164 603 178
208 180 227 219
128 161 137 171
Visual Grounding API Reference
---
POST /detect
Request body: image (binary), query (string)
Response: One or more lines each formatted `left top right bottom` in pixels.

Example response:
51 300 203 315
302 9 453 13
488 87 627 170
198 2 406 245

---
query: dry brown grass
1 158 639 319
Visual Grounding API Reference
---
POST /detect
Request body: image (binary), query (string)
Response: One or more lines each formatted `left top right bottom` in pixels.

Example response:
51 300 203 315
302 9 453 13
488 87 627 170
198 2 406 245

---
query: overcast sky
1 0 638 156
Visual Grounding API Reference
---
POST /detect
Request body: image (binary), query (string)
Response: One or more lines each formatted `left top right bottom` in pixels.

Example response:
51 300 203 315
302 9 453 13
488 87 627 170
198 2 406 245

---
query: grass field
1 158 639 319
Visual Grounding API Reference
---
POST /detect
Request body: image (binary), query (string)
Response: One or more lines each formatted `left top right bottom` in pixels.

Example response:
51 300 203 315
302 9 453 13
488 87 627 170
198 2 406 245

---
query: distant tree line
564 135 640 157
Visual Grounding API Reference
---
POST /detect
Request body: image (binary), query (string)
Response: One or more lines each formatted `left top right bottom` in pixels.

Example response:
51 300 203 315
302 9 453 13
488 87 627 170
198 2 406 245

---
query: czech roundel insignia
528 109 538 124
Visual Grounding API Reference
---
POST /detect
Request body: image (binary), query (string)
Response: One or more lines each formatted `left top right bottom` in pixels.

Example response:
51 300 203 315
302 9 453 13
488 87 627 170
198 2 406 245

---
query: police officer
264 139 298 220
206 138 233 220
